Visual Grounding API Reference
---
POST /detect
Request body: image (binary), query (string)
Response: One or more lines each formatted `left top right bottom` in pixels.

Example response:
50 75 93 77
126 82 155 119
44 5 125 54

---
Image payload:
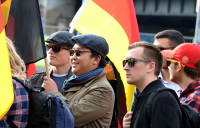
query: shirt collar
180 79 200 96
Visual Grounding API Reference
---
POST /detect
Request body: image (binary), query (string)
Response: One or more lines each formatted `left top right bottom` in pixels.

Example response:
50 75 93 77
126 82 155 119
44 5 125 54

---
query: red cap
161 43 200 70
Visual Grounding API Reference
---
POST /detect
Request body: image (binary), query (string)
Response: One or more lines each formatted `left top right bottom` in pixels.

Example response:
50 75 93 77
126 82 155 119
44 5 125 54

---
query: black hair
154 29 185 47
90 50 106 67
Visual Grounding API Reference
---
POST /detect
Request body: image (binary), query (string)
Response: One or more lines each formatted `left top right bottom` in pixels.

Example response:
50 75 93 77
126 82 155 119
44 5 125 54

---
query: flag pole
69 0 89 33
44 57 50 77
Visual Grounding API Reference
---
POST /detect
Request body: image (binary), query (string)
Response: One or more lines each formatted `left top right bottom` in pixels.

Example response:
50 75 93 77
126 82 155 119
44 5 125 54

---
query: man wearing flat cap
43 34 115 128
28 31 74 93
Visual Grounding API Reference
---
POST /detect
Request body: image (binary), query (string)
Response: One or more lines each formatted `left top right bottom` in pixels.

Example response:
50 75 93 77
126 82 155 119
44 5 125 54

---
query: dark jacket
130 80 181 128
28 67 73 93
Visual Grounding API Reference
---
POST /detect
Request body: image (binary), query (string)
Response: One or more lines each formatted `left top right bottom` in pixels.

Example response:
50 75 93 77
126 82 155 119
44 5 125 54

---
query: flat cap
46 31 74 48
71 34 109 58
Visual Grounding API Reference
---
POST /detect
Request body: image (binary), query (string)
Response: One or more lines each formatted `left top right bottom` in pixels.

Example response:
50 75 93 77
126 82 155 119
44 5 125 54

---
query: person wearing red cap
161 43 200 114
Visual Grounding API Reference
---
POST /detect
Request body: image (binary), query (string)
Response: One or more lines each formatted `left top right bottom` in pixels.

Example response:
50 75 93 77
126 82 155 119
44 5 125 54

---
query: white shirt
158 72 181 97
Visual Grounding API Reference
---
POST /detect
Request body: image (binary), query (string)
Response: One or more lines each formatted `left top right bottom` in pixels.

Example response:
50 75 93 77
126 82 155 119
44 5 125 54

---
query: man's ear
147 62 155 73
176 62 183 72
93 55 101 65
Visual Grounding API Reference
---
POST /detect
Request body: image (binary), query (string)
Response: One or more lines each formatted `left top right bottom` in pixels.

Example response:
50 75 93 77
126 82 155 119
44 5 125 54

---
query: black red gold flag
5 0 46 65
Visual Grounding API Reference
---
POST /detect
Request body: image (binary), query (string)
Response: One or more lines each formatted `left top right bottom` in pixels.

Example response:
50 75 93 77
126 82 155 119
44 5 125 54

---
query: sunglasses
123 58 151 67
46 45 70 53
159 47 175 51
166 59 185 67
69 49 91 56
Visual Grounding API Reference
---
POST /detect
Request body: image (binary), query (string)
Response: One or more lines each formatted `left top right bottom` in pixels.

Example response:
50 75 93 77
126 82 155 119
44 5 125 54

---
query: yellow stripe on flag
0 6 13 119
1 0 12 26
71 0 135 110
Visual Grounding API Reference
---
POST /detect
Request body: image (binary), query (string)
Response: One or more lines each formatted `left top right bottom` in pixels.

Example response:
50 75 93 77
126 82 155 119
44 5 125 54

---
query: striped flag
5 0 47 77
1 0 11 26
71 0 140 111
0 2 14 119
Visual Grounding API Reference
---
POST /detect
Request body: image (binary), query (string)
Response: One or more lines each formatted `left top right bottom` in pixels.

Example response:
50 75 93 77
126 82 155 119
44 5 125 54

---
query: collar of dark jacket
138 79 165 97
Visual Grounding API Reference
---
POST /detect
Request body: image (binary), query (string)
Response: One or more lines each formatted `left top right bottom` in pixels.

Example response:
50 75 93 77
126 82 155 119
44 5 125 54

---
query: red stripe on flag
0 7 4 32
128 0 140 44
92 0 140 44
26 63 36 78
118 119 122 128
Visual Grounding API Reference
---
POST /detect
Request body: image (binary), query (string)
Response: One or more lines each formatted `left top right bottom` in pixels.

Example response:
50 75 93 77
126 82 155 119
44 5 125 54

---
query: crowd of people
0 29 200 128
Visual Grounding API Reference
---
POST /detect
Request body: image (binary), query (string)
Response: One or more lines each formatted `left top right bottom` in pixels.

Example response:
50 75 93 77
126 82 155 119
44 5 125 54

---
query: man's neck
178 74 195 91
52 64 71 75
161 69 172 84
137 76 158 92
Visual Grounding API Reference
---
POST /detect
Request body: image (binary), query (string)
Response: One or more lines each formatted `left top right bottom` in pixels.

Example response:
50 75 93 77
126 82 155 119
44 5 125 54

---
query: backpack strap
146 88 179 119
12 76 31 92
6 117 18 128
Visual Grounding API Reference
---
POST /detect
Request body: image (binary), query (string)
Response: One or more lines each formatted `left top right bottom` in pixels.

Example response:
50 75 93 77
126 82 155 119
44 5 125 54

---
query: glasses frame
46 44 70 53
69 49 91 56
166 58 185 67
123 58 151 67
159 47 175 51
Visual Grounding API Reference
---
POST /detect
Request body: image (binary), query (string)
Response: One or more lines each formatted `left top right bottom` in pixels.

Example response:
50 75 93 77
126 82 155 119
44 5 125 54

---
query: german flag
5 0 46 77
70 0 140 127
0 2 14 119
1 0 11 26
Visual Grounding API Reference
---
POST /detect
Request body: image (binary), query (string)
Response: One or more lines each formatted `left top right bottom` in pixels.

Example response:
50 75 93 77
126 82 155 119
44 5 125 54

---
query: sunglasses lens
76 50 82 56
159 47 164 51
52 45 61 53
123 59 135 67
167 60 171 66
123 60 127 67
46 45 61 53
128 59 135 67
69 50 75 56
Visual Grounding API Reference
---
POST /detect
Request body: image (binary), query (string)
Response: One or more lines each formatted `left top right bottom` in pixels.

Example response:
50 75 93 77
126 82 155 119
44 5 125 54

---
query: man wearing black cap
28 31 74 92
43 34 115 128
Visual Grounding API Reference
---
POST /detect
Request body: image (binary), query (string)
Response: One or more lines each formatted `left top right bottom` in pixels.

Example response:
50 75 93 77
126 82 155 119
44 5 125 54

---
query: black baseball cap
46 31 75 48
71 34 109 58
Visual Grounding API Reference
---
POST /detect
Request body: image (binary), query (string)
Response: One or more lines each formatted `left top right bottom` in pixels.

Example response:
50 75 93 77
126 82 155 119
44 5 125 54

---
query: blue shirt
51 73 68 92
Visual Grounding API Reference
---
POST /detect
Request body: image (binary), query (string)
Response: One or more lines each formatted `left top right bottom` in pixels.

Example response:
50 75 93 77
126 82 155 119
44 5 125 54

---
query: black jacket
130 80 181 128
28 67 74 93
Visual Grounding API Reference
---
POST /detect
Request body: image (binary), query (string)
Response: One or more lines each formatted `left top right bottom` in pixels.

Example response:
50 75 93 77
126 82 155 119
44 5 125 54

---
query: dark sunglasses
159 47 175 51
166 59 185 67
69 49 91 56
46 45 70 53
123 58 151 67
166 60 171 67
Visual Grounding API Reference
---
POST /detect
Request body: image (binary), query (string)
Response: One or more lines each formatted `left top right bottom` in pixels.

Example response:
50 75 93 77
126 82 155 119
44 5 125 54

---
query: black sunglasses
166 60 171 67
159 47 175 51
123 58 151 67
46 45 70 53
166 59 181 67
69 49 91 56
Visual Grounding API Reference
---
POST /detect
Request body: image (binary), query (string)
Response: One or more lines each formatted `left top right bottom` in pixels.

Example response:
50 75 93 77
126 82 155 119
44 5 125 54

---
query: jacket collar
64 69 106 92
138 79 165 97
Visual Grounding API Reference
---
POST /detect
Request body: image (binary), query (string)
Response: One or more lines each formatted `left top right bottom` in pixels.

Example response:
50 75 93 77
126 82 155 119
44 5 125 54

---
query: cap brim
161 50 173 58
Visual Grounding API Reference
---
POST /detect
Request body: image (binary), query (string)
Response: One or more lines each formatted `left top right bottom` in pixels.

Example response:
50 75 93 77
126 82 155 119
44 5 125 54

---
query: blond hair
6 37 27 79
